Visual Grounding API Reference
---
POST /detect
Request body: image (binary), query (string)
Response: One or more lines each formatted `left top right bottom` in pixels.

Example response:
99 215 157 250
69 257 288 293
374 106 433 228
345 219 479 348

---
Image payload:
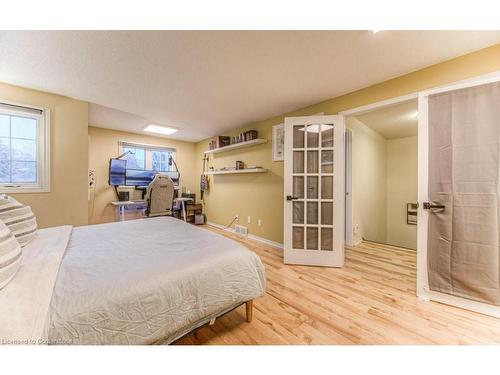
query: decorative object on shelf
205 167 268 175
235 160 244 170
216 136 231 148
272 123 284 161
407 203 418 225
204 138 267 154
213 130 259 149
245 130 258 141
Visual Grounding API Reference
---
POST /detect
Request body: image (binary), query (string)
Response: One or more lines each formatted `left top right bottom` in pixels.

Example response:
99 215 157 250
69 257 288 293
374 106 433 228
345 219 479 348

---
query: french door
418 72 500 317
283 115 345 267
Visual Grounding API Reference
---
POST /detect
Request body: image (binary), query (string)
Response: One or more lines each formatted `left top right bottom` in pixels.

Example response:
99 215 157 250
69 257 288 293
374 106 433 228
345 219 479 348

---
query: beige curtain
428 81 500 305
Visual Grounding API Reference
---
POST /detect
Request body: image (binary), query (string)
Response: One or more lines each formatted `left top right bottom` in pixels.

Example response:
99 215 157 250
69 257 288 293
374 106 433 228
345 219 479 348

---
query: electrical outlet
354 224 359 234
247 216 251 224
257 219 262 227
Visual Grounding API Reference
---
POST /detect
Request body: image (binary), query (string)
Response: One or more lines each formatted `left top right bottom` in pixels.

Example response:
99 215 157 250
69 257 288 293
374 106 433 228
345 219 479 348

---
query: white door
284 115 345 267
417 72 500 318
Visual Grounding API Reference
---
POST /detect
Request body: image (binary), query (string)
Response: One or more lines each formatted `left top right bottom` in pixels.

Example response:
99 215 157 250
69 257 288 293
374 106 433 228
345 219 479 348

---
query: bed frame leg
245 300 253 323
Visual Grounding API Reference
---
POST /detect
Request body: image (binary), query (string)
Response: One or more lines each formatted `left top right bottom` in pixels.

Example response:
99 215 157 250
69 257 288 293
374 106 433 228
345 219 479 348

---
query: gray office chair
145 175 174 217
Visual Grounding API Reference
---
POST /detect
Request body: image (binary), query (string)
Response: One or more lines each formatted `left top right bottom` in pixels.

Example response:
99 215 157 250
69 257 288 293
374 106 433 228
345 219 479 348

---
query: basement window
0 102 50 193
119 141 176 173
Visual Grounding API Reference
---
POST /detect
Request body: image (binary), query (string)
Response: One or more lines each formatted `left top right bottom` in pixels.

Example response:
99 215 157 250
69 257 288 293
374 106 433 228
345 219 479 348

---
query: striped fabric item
0 195 38 247
0 219 22 289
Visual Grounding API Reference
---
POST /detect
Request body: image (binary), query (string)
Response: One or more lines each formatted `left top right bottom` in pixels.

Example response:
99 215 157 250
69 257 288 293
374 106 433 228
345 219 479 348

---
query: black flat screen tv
108 159 127 186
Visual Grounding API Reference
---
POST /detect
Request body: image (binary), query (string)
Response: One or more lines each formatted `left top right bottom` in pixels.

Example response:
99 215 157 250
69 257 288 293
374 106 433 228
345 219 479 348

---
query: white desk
174 197 193 222
111 197 193 222
110 200 146 221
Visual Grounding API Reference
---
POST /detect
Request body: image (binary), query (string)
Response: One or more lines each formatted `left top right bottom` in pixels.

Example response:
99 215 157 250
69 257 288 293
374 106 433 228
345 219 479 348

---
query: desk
111 197 191 222
110 200 146 221
174 197 193 222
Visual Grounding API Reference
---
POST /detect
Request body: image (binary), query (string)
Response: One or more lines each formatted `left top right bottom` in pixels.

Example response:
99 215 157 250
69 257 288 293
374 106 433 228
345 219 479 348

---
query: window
120 142 175 173
0 102 50 192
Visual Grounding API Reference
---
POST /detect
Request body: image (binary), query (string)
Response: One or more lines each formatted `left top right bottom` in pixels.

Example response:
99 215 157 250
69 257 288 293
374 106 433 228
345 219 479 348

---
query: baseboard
206 221 283 249
353 238 363 246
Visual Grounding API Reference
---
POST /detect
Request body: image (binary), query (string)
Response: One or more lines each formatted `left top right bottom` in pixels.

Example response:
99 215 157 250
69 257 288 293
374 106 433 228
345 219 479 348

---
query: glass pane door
284 115 344 267
291 123 334 252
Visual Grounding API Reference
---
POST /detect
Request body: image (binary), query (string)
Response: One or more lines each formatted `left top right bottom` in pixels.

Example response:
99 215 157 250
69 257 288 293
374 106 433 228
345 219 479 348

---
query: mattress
47 218 266 344
0 217 266 345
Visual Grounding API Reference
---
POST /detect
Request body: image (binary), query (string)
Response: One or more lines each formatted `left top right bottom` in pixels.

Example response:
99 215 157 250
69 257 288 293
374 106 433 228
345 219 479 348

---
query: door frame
338 71 500 317
344 129 353 246
417 71 500 318
339 93 419 247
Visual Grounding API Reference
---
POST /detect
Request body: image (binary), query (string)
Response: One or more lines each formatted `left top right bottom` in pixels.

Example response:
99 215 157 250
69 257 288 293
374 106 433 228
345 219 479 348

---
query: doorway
344 98 418 251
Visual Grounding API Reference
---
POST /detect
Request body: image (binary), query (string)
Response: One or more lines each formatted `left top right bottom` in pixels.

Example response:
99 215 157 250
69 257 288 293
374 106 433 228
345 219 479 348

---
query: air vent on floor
234 224 248 236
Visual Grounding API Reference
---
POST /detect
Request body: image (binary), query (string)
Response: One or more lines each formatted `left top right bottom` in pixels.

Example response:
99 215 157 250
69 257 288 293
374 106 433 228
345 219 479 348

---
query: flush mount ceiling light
143 124 178 135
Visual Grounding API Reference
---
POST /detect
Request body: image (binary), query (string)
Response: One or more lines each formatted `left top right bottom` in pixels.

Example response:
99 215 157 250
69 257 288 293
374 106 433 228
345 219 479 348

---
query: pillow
0 219 22 289
0 195 38 247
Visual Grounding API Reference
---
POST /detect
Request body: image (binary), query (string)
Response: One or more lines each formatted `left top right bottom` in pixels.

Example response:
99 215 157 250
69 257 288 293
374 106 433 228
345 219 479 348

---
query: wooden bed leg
245 300 253 323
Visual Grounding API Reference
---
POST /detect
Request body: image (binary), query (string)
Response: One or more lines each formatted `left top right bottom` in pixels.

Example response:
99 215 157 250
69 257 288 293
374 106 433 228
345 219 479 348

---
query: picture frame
272 123 284 161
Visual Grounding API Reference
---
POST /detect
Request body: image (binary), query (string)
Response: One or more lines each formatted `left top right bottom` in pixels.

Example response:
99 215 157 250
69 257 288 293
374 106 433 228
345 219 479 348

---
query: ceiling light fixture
143 124 178 135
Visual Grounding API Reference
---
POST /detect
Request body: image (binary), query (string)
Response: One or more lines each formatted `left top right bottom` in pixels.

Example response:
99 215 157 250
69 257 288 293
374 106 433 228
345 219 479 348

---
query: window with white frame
119 142 175 173
0 102 50 192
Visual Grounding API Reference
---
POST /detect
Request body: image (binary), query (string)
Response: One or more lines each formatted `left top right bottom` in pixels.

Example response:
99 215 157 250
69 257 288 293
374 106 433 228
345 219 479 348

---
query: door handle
286 195 299 201
423 202 445 210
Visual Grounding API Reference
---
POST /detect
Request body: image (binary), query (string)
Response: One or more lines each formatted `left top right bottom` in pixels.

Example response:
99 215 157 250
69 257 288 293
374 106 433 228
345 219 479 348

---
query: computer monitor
108 159 127 186
125 169 156 187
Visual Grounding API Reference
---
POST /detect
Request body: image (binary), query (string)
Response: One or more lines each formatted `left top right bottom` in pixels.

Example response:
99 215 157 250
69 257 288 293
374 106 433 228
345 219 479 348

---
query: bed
0 217 266 344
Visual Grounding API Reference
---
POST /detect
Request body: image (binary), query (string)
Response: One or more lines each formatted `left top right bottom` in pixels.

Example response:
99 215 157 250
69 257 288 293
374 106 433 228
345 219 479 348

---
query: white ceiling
353 99 418 139
0 31 499 142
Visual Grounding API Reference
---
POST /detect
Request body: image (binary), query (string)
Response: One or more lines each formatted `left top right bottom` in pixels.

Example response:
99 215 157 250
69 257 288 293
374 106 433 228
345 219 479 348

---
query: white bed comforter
0 218 266 345
0 225 72 344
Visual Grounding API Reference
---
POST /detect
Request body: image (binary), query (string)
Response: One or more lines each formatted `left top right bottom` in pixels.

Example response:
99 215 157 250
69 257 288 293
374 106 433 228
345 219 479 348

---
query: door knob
423 202 445 210
286 195 299 201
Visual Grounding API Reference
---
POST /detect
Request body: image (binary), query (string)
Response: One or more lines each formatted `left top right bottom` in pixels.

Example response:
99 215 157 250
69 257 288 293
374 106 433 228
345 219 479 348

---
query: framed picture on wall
272 123 284 161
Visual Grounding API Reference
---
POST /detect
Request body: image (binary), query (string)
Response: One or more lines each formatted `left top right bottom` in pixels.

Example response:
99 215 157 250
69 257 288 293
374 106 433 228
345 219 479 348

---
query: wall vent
234 224 248 236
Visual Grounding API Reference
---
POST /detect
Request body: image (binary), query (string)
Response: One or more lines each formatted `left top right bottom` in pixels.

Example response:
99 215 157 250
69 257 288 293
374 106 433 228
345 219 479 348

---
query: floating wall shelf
204 168 268 175
204 138 268 154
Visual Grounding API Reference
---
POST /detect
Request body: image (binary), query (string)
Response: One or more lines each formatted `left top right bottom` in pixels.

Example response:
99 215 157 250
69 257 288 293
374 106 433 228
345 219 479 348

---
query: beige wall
88 126 197 224
0 82 89 228
347 117 387 245
386 136 417 249
196 44 500 244
196 126 283 242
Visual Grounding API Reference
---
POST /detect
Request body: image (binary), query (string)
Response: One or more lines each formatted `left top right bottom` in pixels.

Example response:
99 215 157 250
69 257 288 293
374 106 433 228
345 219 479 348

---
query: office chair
145 175 174 217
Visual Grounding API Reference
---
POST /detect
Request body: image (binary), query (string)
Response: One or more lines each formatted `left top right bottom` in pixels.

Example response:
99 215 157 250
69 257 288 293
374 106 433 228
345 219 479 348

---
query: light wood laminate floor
175 226 500 344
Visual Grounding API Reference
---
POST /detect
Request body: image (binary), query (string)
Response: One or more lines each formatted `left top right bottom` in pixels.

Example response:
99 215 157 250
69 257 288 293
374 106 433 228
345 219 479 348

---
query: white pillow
0 195 38 247
0 219 22 289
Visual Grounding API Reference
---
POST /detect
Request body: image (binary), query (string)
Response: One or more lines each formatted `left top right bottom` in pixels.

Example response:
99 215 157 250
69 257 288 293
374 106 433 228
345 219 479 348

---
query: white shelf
204 168 268 175
204 138 268 154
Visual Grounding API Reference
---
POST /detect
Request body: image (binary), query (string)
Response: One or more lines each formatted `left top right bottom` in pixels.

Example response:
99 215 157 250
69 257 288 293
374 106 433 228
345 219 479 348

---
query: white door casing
284 115 345 267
